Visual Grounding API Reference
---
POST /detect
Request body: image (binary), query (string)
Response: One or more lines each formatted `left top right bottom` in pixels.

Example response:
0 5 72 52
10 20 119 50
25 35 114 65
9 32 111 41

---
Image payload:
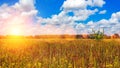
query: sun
10 28 22 36
11 29 20 35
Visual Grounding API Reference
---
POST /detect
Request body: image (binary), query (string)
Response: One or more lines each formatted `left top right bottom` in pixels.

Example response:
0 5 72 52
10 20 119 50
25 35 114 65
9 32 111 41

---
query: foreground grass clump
0 39 120 68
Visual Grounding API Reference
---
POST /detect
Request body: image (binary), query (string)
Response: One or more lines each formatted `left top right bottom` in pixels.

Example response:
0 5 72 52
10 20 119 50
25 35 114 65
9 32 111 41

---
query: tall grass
0 39 120 68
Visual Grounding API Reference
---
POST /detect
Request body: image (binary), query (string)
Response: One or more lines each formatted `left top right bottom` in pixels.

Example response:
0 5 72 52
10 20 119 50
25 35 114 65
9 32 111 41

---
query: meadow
0 39 120 68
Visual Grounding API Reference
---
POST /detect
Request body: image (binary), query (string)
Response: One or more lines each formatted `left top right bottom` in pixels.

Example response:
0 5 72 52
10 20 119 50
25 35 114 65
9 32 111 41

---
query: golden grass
0 39 120 68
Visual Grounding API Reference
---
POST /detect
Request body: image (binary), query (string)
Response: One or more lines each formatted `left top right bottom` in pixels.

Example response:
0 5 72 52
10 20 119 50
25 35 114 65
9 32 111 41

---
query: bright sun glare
10 28 22 35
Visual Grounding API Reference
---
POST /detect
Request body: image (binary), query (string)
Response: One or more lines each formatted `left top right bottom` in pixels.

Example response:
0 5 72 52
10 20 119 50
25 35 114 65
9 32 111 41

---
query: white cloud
0 0 38 35
73 9 98 21
0 0 77 35
93 0 105 7
109 12 120 24
76 23 85 29
19 0 35 11
79 11 120 35
0 0 120 35
36 0 107 35
99 10 106 14
61 0 105 10
62 0 87 10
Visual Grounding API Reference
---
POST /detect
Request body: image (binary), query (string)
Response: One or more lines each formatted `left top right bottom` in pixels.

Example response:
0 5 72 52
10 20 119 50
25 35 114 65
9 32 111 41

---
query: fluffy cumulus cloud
0 0 120 35
0 0 38 35
77 12 120 35
0 0 77 35
92 0 105 7
61 0 87 10
37 0 106 35
99 10 107 14
61 0 105 10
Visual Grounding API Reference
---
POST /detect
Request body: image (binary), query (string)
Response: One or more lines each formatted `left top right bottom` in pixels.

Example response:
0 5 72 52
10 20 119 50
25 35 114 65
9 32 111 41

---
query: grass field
0 39 120 68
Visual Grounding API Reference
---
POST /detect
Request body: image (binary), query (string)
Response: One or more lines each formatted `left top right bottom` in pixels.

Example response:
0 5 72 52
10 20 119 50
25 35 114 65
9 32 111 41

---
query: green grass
0 39 120 68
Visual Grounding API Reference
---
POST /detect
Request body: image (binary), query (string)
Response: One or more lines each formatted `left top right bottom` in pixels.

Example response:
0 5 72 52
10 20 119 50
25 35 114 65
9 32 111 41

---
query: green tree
90 28 104 40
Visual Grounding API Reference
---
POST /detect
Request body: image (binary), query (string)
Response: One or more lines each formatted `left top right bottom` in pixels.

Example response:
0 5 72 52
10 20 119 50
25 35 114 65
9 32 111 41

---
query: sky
0 0 120 35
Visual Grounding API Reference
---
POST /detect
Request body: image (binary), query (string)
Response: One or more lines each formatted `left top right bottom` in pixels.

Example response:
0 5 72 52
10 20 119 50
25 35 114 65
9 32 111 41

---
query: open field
0 39 120 68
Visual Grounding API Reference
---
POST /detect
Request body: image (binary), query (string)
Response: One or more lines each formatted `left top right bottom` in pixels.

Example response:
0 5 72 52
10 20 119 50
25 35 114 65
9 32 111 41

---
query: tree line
0 34 119 39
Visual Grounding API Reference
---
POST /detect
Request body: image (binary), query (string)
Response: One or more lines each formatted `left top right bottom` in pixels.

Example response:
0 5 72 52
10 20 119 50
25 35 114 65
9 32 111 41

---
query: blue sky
0 0 120 35
0 0 120 20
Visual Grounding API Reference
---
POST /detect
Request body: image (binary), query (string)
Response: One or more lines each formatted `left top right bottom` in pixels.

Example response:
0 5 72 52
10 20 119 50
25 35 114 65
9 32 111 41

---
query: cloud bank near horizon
0 0 120 35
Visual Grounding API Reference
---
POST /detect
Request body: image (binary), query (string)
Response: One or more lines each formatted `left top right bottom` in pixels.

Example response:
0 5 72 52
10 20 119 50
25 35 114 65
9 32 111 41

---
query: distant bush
89 28 104 40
